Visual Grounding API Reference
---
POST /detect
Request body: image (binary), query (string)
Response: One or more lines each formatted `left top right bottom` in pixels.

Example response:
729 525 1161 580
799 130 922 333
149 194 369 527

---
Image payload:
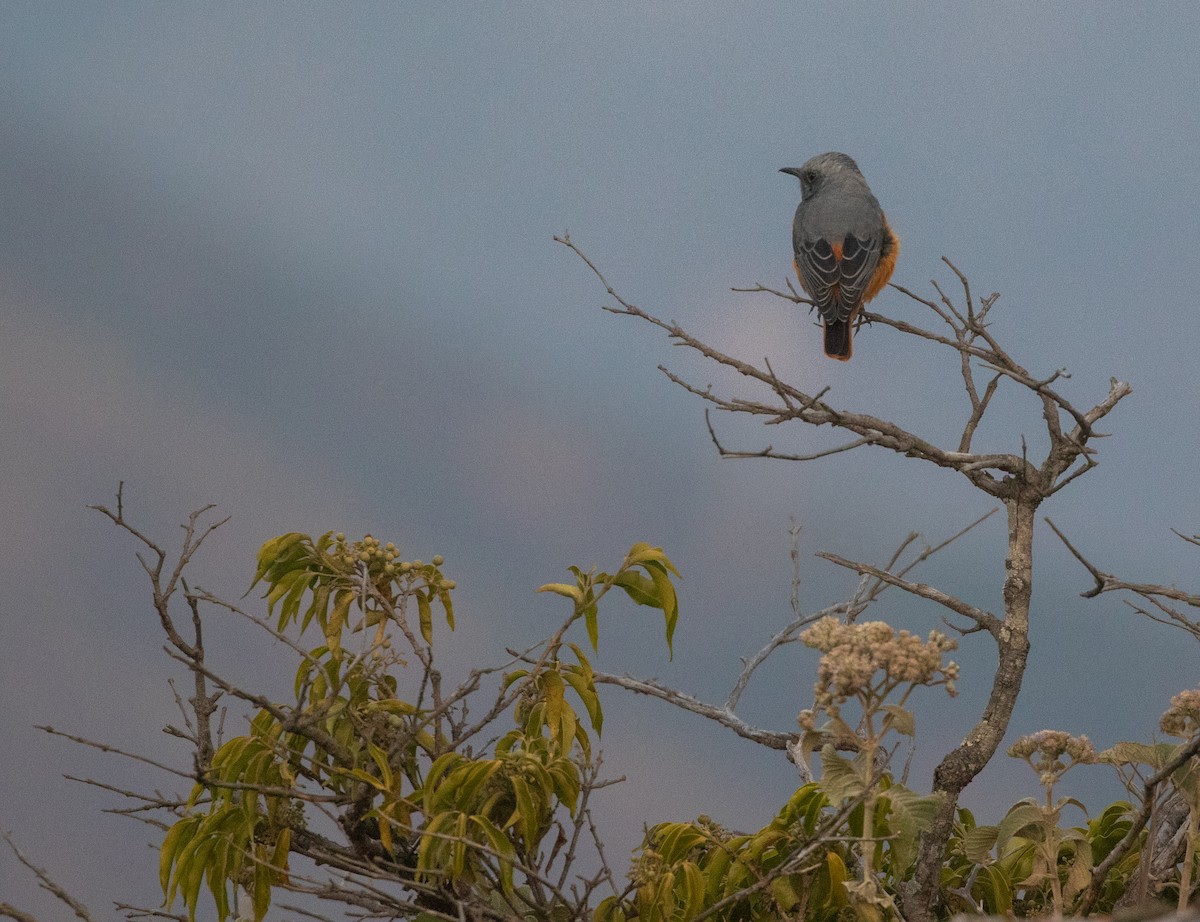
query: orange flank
830 240 843 260
864 216 899 303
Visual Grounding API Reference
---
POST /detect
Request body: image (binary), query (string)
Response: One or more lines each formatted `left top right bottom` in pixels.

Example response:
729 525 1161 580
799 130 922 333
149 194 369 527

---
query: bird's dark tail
823 319 853 361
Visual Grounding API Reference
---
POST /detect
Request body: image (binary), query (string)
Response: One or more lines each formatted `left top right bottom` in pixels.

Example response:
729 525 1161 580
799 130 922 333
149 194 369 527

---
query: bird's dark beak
779 167 803 179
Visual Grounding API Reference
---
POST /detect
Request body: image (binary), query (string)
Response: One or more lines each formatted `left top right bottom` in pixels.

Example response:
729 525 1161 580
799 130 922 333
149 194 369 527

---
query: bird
780 152 898 361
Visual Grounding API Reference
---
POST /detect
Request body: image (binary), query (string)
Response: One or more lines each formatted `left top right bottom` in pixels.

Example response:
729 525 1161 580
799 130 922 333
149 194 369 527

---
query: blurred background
3 4 1199 914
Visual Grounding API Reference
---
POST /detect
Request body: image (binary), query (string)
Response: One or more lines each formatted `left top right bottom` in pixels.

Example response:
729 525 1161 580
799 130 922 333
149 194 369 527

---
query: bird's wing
794 232 881 324
835 233 882 320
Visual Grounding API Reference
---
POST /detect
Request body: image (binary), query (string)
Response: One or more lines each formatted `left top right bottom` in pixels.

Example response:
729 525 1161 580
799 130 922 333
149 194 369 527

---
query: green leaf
654 823 708 863
972 862 1013 915
472 815 517 896
883 785 942 874
548 759 581 816
265 567 306 618
646 563 678 658
819 746 866 803
300 583 330 635
562 665 603 736
1099 741 1179 769
583 599 599 651
770 874 803 911
327 589 354 651
961 824 1000 864
367 741 394 791
625 542 681 577
160 816 201 897
537 582 584 603
613 570 658 607
417 591 433 645
542 671 566 743
437 587 456 631
824 850 849 907
679 861 706 919
250 532 307 590
253 842 272 921
881 704 916 738
994 801 1045 851
509 774 541 845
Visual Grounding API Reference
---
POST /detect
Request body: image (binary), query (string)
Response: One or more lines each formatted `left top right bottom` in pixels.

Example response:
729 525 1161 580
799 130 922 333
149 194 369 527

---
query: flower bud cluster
799 616 959 711
1007 729 1096 785
1160 688 1200 738
329 534 455 589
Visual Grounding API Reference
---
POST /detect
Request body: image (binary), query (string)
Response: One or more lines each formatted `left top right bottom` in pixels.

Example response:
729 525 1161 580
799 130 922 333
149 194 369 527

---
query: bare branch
36 725 195 780
816 552 1002 636
0 905 42 922
1047 517 1200 608
591 671 793 750
1 832 95 922
705 408 869 462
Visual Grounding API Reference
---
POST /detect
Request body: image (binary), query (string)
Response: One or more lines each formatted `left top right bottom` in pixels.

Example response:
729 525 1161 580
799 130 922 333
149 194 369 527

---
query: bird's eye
802 170 816 185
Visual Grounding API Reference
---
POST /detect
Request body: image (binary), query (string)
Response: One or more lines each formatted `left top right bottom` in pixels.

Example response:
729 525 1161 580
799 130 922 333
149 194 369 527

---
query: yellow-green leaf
417 591 433 644
537 582 584 603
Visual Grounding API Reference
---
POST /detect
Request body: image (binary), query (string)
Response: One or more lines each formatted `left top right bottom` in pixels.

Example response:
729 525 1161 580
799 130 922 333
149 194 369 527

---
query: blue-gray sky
3 4 1199 914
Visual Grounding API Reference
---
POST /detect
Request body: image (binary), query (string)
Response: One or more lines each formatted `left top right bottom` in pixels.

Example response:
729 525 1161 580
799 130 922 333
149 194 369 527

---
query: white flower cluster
1160 688 1200 739
799 616 959 712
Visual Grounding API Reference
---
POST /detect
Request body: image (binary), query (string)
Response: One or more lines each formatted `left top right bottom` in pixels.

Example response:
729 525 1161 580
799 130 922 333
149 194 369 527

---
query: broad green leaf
961 825 1000 864
548 759 581 816
594 896 626 922
368 741 394 790
1063 840 1094 900
265 567 307 618
884 785 942 874
972 862 1013 915
819 746 867 803
881 704 916 738
1099 741 1179 769
703 846 733 902
995 801 1045 850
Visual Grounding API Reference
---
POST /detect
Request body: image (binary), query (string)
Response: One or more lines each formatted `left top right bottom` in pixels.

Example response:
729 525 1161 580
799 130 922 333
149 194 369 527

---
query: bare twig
591 672 792 749
816 552 1002 636
1 832 95 922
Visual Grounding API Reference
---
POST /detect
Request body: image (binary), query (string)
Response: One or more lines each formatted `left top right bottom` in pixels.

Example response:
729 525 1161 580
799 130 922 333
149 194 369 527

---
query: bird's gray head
780 152 865 200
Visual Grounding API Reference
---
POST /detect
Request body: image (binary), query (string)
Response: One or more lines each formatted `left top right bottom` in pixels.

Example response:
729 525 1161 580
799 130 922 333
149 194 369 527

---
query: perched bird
781 152 898 361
